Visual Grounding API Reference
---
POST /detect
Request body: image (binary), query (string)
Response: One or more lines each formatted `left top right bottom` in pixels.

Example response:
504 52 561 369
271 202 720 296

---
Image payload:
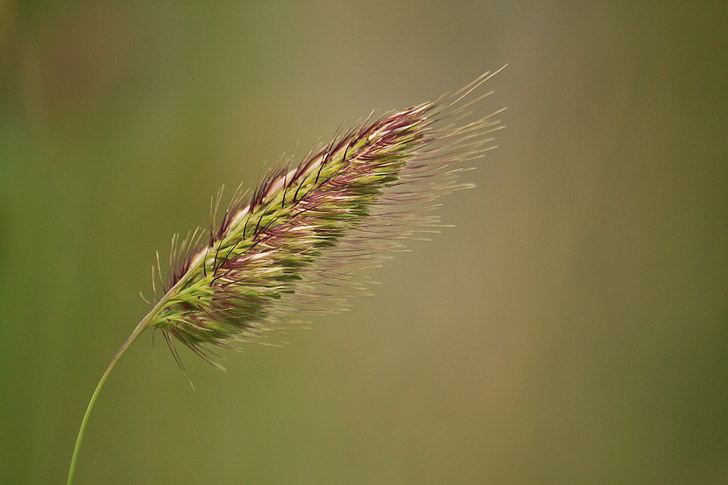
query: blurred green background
1 1 727 484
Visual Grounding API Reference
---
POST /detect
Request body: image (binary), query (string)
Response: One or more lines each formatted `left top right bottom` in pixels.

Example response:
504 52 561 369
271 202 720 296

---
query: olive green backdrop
1 1 727 484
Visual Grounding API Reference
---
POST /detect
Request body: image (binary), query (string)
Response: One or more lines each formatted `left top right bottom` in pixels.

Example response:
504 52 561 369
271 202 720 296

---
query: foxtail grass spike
67 68 505 485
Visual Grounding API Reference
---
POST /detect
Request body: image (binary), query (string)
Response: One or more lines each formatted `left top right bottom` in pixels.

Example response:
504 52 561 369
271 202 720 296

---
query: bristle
144 69 505 366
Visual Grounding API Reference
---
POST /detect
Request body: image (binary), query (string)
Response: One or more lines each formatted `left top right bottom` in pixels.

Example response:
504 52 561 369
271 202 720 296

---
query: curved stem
66 271 186 484
66 318 149 485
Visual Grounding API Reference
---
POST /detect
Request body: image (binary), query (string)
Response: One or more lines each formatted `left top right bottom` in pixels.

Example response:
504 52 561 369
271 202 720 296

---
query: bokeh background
1 2 727 484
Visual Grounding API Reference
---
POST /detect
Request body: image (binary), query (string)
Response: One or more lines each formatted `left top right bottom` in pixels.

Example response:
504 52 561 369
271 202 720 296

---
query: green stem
66 271 191 484
66 317 149 485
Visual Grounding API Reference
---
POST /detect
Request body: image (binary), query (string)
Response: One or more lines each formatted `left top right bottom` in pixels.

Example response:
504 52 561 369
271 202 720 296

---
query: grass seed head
144 69 505 367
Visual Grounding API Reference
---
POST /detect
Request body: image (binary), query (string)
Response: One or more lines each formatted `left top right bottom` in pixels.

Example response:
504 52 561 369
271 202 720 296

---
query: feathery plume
145 69 504 367
67 68 505 485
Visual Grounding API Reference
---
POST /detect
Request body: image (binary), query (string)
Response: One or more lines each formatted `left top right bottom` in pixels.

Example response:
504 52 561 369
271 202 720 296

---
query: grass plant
66 69 505 484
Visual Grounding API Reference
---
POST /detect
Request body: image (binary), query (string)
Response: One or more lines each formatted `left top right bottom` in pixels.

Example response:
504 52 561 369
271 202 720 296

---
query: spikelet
143 69 505 368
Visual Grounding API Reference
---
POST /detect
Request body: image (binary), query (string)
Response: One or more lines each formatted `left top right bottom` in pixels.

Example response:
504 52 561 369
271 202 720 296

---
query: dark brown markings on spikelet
165 106 433 292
